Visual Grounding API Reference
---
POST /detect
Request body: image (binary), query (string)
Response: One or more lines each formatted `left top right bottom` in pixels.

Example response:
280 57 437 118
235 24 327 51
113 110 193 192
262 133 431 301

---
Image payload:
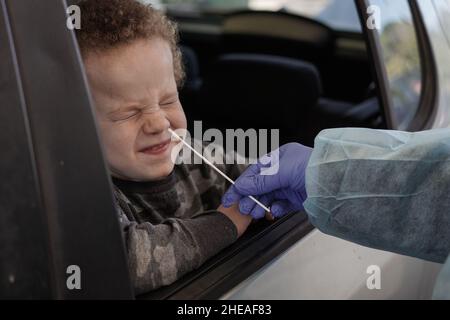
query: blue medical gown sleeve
303 128 450 263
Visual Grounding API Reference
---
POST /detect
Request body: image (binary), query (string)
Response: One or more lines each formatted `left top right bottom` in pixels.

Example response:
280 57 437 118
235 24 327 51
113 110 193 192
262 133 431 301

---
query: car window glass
432 0 450 45
418 0 450 127
368 0 423 130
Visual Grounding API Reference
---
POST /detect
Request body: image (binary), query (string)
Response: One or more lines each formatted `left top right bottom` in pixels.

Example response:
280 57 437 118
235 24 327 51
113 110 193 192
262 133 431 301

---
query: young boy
75 0 252 294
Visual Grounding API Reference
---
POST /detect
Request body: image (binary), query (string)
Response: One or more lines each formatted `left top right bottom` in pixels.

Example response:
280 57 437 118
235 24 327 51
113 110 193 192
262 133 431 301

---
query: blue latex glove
222 143 313 219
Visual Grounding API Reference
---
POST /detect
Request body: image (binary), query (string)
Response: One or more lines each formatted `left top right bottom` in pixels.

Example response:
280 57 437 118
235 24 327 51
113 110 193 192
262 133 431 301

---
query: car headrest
196 54 323 144
223 11 333 48
201 53 322 110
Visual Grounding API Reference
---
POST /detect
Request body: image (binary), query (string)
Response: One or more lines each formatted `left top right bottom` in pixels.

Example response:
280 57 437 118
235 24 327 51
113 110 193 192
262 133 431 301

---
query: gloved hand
222 143 313 219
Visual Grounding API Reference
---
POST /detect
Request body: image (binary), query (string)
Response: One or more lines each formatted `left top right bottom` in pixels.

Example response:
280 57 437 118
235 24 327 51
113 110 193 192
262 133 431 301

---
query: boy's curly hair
75 0 185 87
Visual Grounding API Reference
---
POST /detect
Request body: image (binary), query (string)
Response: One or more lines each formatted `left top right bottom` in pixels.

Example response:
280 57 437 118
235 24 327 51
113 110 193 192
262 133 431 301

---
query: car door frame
0 0 133 299
354 0 439 131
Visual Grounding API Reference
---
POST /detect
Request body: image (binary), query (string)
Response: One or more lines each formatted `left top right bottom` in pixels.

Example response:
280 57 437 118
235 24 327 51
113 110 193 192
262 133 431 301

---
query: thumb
234 172 281 196
222 185 243 208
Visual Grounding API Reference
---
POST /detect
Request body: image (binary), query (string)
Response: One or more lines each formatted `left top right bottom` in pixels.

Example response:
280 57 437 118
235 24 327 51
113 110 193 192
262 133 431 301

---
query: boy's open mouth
139 139 171 156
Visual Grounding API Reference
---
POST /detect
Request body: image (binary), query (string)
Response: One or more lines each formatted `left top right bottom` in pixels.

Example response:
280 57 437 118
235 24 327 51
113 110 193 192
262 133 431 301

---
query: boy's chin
111 161 176 182
139 162 176 181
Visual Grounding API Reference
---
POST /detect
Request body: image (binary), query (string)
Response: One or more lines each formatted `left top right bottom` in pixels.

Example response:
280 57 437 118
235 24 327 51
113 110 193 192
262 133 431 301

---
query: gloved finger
222 163 264 207
270 200 298 218
239 196 257 215
222 185 243 208
234 169 280 196
249 194 275 220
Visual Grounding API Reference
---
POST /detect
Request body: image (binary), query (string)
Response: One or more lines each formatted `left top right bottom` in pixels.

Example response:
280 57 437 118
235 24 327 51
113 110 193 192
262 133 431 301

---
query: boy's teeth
149 142 166 150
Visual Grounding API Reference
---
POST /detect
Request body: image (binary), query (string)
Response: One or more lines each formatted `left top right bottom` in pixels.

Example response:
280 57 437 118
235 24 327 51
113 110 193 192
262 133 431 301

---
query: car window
432 0 450 43
418 0 450 128
142 0 362 32
367 0 423 130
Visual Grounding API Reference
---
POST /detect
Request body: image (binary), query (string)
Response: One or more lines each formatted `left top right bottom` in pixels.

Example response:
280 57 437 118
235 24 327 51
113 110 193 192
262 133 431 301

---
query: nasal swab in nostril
168 128 271 214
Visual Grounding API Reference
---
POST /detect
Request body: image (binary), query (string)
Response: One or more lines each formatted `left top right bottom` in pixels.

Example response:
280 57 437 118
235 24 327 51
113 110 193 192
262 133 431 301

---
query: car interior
174 9 385 147
138 7 387 299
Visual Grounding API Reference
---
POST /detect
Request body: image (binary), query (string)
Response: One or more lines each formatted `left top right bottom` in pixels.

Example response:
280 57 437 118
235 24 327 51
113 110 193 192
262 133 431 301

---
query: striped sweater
113 149 247 294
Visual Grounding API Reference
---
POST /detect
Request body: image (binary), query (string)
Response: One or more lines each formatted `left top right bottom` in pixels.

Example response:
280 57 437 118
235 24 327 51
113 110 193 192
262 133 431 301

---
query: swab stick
169 128 271 214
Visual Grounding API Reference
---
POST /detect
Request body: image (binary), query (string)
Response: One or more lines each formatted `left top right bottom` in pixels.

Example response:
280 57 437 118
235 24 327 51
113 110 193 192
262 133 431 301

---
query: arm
218 203 252 237
304 128 450 263
119 204 250 294
223 128 450 263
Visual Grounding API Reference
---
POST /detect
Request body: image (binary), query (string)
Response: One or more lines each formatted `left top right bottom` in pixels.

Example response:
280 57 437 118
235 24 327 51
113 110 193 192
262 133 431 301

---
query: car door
0 0 133 299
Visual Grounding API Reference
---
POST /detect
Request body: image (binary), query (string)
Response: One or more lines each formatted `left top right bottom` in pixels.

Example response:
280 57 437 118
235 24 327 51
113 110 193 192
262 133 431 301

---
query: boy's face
84 38 187 181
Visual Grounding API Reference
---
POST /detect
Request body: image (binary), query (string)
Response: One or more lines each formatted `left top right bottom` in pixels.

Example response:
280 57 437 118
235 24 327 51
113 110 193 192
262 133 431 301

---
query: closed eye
160 93 179 106
160 99 178 106
112 110 141 122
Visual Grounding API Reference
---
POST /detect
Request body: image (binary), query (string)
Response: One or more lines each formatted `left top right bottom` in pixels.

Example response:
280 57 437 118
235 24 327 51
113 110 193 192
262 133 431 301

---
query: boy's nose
142 111 170 135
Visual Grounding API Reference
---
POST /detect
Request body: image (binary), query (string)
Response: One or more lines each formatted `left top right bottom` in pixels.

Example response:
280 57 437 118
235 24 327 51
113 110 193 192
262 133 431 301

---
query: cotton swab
169 128 271 214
